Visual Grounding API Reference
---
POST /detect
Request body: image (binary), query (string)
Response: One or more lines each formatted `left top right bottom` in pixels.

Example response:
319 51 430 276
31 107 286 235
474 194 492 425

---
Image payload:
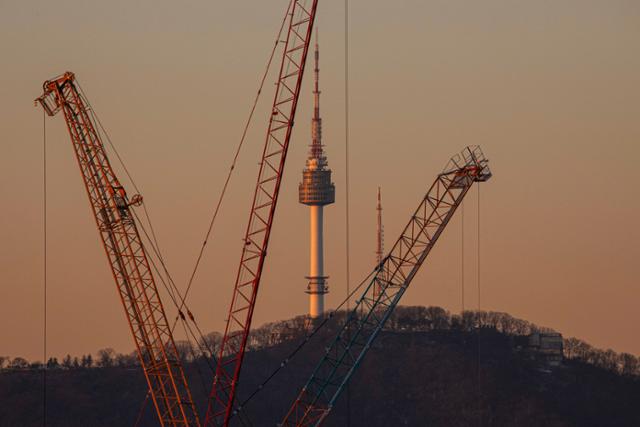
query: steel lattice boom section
205 1 320 426
281 146 492 427
36 72 200 427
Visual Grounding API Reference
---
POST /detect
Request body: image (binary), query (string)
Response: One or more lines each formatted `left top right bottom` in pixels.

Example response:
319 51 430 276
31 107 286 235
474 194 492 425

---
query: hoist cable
477 184 481 312
75 87 227 426
476 183 482 427
180 0 294 314
343 0 352 424
134 235 255 426
78 83 213 353
461 201 465 314
131 209 217 364
42 108 48 427
229 267 377 420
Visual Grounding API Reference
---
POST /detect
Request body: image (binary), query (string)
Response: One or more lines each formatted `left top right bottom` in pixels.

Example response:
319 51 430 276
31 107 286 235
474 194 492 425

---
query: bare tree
62 354 73 369
620 353 639 376
9 357 29 370
81 354 93 368
199 331 222 358
174 340 194 363
97 348 116 368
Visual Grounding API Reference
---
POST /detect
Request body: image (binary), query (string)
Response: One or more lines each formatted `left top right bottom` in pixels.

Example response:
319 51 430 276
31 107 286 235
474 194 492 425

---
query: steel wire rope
130 212 222 421
79 2 295 423
476 183 482 427
234 0 299 298
79 85 188 308
42 108 48 427
80 83 217 363
182 0 294 317
131 209 257 427
134 217 218 366
218 4 318 423
114 1 293 422
232 0 301 309
462 201 465 314
217 3 313 422
131 214 219 424
343 0 352 424
228 266 378 420
39 86 197 425
75 85 234 425
134 230 254 427
79 85 217 377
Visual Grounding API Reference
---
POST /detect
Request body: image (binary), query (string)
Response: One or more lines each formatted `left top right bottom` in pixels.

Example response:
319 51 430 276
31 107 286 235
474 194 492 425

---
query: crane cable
132 211 255 423
42 108 48 427
77 93 221 426
477 184 481 313
228 267 378 420
461 201 465 314
131 209 260 427
78 85 240 424
180 0 294 315
79 82 217 360
477 183 482 426
92 1 293 423
79 85 214 365
344 0 352 424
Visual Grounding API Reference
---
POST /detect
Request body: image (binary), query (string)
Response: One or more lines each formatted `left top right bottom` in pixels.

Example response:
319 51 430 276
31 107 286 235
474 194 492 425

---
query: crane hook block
129 194 143 207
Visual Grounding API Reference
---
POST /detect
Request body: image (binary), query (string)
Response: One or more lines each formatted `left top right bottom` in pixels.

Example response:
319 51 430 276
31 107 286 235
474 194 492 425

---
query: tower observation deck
299 33 335 318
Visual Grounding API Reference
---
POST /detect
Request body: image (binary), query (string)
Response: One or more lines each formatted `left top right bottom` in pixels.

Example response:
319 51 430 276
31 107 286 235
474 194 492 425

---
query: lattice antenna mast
35 72 200 427
205 2 320 426
376 187 383 265
281 146 492 427
311 29 323 158
373 187 384 297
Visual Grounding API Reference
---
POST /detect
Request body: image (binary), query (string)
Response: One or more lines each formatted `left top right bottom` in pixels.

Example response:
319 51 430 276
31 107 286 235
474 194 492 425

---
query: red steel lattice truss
36 73 201 427
205 1 320 426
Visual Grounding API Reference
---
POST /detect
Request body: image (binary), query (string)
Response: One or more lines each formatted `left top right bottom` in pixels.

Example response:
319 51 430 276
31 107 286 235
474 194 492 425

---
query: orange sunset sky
1 0 639 361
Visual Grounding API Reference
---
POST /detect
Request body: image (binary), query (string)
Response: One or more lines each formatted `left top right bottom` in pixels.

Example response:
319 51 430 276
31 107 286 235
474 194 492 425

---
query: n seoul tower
298 33 335 319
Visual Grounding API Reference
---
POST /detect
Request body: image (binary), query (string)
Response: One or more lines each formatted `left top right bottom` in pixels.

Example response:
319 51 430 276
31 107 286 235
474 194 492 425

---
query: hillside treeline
2 306 639 426
2 307 638 377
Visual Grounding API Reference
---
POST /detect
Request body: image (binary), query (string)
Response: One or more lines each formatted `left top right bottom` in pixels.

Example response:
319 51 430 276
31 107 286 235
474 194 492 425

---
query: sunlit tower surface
299 34 335 319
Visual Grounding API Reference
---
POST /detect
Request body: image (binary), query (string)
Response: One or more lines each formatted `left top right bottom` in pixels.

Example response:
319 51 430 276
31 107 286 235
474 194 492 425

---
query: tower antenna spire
374 187 384 297
311 28 322 158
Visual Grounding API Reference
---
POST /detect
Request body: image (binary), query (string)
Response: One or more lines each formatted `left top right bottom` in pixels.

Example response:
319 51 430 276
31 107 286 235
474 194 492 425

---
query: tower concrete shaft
299 35 335 318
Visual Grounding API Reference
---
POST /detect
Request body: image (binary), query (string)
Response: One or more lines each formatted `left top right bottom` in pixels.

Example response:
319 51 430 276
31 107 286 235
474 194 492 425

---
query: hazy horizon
1 0 639 361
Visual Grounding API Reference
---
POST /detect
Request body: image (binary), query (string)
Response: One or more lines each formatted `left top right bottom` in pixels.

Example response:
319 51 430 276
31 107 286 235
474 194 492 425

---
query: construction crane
205 1 320 425
281 146 492 427
36 72 201 427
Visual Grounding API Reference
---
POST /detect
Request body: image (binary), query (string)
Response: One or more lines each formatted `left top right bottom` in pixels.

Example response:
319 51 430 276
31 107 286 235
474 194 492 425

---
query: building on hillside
515 332 564 368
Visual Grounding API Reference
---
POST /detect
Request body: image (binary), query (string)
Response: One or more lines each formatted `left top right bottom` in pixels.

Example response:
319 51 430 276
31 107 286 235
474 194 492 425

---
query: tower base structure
306 276 328 318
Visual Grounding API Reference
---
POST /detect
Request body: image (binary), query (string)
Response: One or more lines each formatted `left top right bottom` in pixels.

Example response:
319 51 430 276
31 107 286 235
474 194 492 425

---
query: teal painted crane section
281 146 492 427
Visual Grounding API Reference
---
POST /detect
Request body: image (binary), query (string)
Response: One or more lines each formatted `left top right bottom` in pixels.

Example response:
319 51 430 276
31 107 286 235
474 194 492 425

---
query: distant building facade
516 332 564 367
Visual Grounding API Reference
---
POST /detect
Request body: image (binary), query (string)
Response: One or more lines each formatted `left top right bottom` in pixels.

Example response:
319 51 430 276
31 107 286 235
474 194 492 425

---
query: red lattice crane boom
36 72 201 427
205 1 320 425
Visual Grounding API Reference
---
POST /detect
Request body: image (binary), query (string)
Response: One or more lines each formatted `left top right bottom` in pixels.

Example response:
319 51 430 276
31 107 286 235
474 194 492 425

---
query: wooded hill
2 306 639 427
